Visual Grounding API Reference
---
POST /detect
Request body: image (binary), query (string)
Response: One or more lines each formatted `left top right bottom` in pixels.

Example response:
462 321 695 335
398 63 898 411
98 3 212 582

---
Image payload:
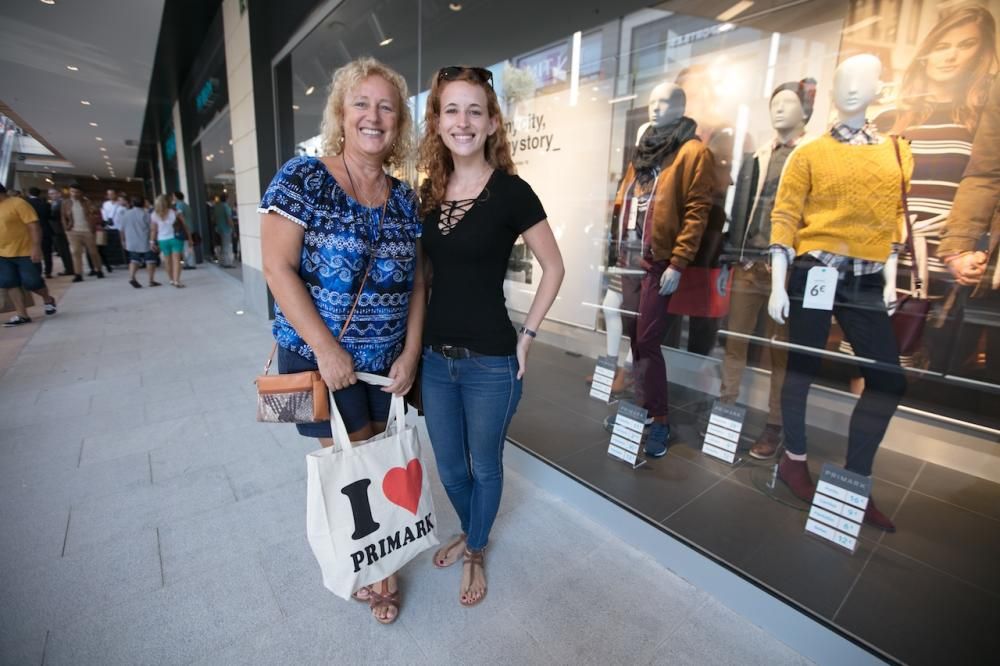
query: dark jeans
632 259 673 418
420 347 522 551
782 258 907 476
53 232 74 274
40 224 54 276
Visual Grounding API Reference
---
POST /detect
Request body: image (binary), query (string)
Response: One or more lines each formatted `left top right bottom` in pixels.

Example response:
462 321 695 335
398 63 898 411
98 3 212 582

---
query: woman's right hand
316 343 357 391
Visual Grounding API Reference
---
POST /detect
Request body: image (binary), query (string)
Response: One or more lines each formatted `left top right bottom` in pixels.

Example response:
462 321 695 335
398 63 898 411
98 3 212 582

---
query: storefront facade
193 1 1000 662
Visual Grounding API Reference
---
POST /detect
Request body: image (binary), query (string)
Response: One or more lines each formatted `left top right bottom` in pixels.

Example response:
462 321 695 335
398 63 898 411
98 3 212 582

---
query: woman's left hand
515 334 532 380
385 351 418 395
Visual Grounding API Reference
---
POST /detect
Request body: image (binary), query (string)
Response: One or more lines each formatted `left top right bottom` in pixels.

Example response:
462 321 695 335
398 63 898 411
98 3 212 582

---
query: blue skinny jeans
420 347 522 551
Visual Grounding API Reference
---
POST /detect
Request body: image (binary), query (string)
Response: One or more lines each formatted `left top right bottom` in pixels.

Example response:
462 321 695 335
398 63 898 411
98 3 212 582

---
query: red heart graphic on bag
382 459 423 515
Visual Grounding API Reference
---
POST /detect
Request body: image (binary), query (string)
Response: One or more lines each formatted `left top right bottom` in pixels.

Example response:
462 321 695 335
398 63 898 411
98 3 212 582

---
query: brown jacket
616 139 715 268
61 196 99 233
938 76 1000 292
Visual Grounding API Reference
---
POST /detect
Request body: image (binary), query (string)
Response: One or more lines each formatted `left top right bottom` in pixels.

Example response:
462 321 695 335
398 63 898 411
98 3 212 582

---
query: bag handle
330 372 408 455
261 180 391 376
890 135 923 295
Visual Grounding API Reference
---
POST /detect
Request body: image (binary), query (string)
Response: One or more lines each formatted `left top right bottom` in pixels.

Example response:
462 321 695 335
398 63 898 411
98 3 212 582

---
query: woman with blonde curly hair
259 57 424 624
417 66 563 607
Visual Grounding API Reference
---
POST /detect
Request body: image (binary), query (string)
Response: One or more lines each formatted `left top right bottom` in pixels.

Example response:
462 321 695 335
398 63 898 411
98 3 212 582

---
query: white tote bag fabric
306 372 439 600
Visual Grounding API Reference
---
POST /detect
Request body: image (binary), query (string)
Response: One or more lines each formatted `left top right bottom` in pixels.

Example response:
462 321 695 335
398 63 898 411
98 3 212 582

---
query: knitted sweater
770 134 913 262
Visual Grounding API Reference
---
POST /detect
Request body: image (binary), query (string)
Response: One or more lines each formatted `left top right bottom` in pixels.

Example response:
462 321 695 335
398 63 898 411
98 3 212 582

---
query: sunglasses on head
437 66 494 88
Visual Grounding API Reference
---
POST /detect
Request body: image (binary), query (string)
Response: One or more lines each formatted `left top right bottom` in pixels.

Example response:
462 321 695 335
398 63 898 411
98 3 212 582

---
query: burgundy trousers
631 259 673 418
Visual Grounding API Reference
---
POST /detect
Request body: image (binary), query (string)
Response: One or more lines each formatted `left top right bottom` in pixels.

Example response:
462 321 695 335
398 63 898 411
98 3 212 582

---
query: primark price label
607 401 647 469
701 402 745 464
804 463 872 554
589 355 618 403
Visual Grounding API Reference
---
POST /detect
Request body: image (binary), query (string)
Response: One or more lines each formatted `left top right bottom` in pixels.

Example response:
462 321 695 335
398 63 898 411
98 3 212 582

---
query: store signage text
196 78 220 113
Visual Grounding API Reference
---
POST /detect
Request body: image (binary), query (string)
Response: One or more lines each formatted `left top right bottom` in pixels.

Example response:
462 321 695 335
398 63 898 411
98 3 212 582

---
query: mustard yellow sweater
770 135 913 262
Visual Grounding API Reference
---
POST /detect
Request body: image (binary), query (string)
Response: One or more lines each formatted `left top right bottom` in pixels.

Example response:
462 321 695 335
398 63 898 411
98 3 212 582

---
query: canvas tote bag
306 373 439 600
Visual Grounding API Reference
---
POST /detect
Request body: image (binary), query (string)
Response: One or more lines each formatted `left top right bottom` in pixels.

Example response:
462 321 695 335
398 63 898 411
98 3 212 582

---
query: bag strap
890 135 923 294
261 177 392 376
330 372 407 454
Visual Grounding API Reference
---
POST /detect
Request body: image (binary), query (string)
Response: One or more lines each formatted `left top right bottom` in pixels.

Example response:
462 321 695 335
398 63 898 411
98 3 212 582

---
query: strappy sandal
432 533 467 568
351 585 372 602
460 548 487 608
369 579 400 625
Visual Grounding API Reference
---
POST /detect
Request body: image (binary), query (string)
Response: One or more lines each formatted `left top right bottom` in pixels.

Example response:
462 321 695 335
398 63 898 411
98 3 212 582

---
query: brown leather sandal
369 579 400 625
433 533 467 568
460 548 487 608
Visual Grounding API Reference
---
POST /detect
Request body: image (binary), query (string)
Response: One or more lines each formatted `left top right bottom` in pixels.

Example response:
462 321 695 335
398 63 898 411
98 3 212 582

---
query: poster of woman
842 1 998 374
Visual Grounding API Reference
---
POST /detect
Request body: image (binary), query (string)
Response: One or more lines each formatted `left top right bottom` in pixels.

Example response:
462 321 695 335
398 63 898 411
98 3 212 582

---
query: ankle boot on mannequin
777 452 815 501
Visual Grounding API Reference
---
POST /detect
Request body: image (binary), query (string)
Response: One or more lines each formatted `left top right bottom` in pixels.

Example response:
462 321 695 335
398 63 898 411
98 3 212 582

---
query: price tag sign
802 266 837 311
589 355 618 403
607 401 647 469
804 463 872 554
701 401 745 464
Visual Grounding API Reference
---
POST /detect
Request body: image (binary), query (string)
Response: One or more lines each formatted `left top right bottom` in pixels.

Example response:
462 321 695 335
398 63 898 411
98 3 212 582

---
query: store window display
768 54 913 530
717 78 817 460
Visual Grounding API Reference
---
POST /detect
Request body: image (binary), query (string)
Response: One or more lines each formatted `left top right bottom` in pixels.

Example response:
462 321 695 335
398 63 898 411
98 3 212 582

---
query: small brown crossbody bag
255 187 388 423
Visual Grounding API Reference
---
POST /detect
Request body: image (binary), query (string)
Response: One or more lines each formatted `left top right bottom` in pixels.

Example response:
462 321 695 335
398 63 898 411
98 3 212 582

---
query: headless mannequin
715 87 809 457
596 83 684 389
766 54 910 531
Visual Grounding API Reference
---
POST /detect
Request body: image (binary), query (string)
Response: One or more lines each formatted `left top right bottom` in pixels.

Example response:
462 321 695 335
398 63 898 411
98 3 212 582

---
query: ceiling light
80 100 91 105
95 137 102 141
228 139 232 145
449 3 463 10
41 0 56 5
89 122 98 127
304 85 315 96
66 65 79 71
369 14 392 47
716 1 754 22
99 147 107 151
291 104 300 111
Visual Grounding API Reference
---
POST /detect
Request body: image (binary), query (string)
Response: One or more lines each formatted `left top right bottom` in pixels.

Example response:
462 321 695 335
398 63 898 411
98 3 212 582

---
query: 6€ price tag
803 266 837 311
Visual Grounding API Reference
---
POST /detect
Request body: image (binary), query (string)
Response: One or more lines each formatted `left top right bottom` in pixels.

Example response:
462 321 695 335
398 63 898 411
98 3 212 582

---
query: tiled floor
0 266 811 665
509 344 1000 665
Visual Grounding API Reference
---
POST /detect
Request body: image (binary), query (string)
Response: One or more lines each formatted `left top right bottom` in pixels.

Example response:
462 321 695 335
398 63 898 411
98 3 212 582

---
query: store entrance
193 110 240 281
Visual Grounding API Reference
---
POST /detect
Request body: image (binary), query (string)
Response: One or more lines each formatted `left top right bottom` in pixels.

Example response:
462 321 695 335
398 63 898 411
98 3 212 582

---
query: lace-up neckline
438 169 494 235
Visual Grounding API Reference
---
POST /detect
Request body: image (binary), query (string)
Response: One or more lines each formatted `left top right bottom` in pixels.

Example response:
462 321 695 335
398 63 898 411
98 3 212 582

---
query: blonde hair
319 57 413 168
154 194 171 218
417 68 516 217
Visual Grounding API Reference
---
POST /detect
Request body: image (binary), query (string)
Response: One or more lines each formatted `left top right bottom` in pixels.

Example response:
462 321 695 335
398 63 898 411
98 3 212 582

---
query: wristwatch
519 326 536 338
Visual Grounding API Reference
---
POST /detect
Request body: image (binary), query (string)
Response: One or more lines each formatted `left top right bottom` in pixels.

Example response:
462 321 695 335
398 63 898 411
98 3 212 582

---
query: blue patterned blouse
257 156 421 372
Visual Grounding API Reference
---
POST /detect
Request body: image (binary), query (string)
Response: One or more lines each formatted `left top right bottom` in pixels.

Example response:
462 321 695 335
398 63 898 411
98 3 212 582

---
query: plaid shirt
770 120 898 276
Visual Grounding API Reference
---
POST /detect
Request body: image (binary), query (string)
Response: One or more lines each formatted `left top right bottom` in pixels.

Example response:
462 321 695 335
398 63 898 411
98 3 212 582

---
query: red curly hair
417 68 516 217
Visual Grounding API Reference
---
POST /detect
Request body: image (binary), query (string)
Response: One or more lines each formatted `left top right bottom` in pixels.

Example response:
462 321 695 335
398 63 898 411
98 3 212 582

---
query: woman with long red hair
417 66 563 607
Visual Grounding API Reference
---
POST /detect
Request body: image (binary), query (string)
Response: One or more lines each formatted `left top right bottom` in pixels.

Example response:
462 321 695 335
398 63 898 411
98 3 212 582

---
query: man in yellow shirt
0 184 56 326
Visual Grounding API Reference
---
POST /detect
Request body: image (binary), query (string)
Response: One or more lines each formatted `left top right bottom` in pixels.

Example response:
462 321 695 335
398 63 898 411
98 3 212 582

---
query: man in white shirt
100 188 123 269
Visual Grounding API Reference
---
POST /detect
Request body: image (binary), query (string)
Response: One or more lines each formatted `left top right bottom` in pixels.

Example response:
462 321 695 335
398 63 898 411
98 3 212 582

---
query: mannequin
767 54 912 531
596 85 680 394
717 79 816 460
625 83 715 457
